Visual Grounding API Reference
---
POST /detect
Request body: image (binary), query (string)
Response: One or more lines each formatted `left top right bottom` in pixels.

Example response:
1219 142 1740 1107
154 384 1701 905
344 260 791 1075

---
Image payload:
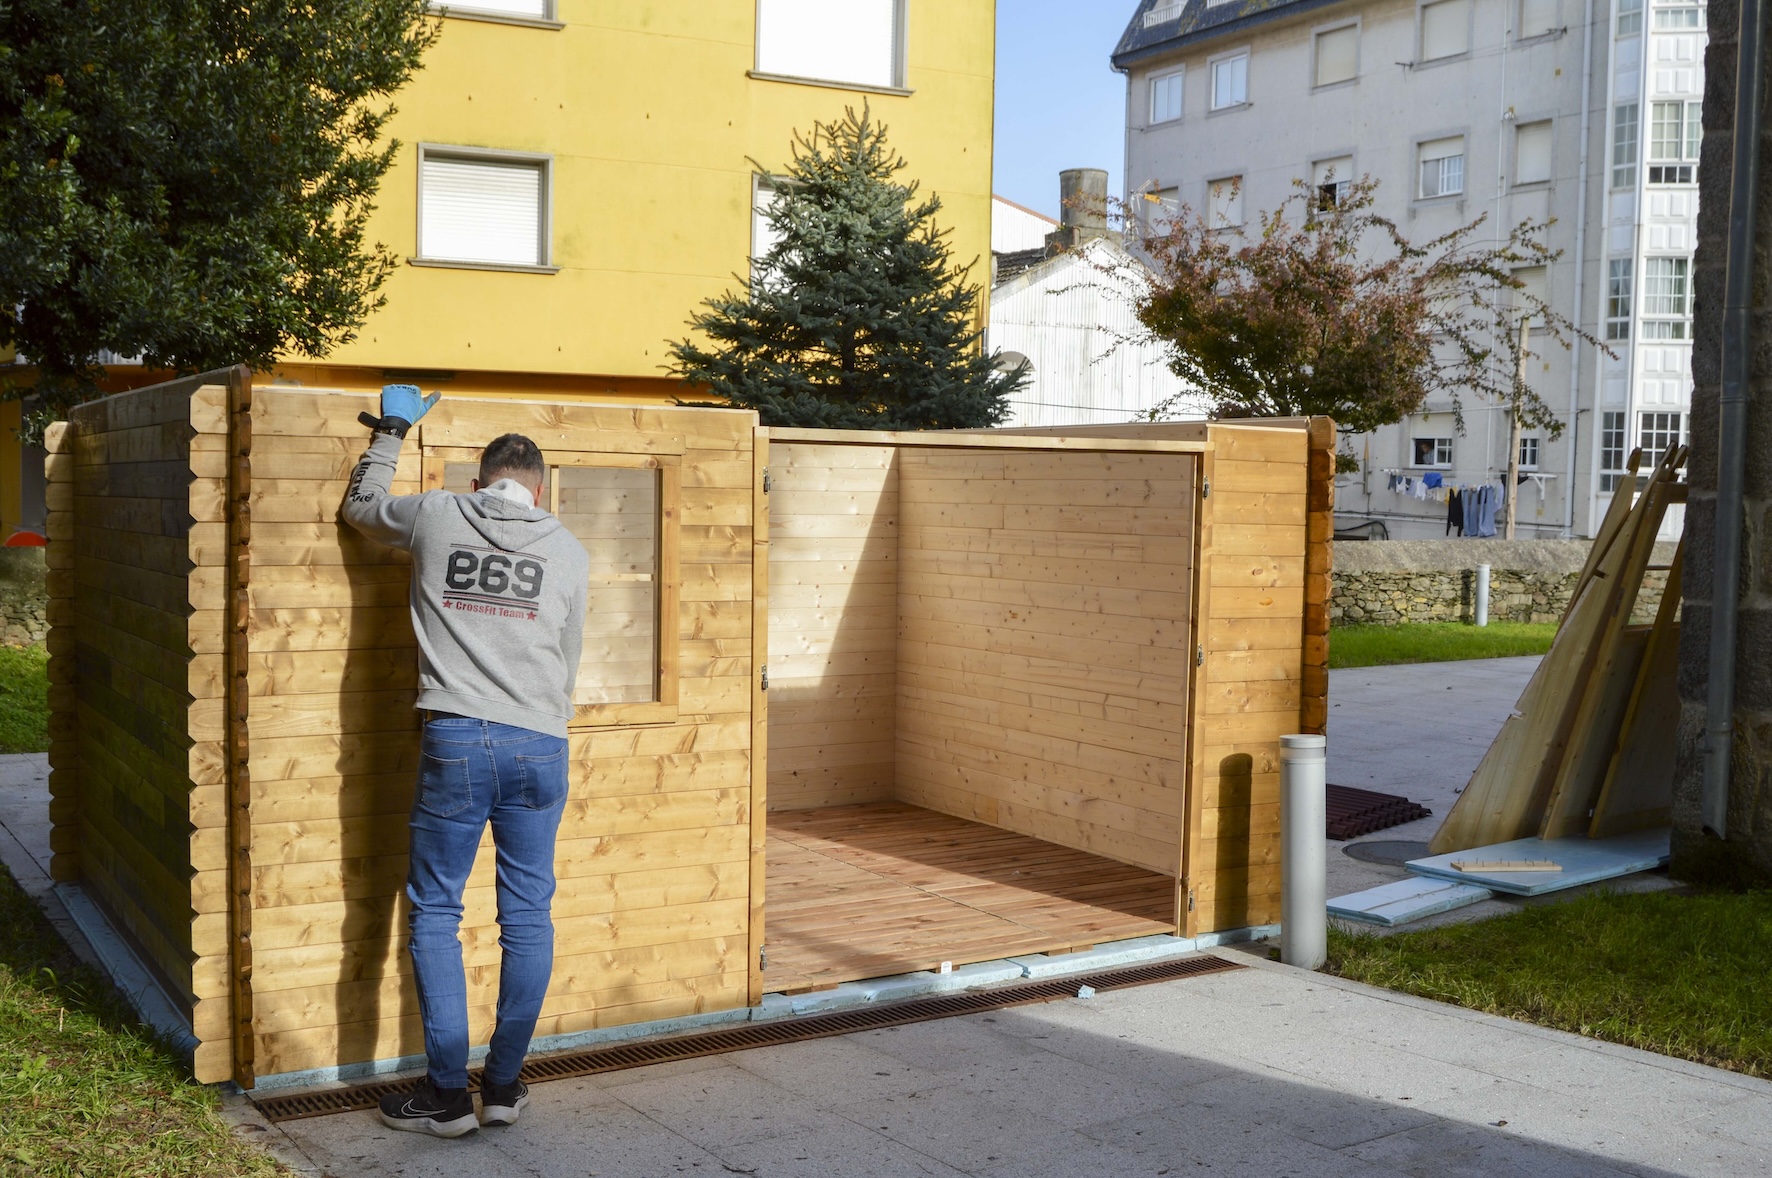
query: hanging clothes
1462 486 1478 536
1447 488 1464 536
1423 472 1444 490
1472 484 1500 538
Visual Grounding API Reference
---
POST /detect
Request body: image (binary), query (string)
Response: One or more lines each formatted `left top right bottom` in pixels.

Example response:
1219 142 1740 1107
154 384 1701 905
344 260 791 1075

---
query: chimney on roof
1045 168 1118 251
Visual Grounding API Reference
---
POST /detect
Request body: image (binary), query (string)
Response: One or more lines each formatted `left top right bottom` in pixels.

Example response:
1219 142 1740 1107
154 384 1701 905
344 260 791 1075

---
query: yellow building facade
1 0 998 539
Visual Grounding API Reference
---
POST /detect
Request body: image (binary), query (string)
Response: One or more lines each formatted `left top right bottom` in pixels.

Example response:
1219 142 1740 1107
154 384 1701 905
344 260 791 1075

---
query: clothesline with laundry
1380 471 1502 537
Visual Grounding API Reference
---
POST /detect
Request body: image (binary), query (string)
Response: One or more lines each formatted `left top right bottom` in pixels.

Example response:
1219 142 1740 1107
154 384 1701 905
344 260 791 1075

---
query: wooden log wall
765 443 899 811
48 378 235 1065
231 389 759 1083
893 448 1198 878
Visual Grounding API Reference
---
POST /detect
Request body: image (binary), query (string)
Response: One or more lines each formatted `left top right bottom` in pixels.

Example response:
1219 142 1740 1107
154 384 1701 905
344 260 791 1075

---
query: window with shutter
1208 177 1243 229
439 0 550 18
1313 156 1354 208
1417 137 1465 197
1314 25 1359 87
1519 0 1558 37
1420 0 1471 60
418 150 549 268
756 0 902 90
1513 265 1549 327
1149 69 1184 123
1514 121 1553 185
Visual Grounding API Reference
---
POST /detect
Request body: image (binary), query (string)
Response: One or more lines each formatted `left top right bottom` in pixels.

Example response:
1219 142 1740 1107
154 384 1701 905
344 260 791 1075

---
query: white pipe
1565 0 1597 538
1475 563 1492 626
1280 735 1327 970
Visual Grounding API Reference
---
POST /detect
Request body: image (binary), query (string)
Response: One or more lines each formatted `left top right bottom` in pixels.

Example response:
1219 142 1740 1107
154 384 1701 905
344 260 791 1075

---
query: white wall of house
1117 0 1703 539
986 237 1209 427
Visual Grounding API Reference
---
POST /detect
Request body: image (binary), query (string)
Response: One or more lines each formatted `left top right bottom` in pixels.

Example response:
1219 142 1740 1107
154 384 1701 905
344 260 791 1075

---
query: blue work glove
370 384 440 438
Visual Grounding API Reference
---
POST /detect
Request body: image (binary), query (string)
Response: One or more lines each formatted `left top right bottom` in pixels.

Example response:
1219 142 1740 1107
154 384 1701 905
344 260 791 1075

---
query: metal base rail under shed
251 954 1245 1123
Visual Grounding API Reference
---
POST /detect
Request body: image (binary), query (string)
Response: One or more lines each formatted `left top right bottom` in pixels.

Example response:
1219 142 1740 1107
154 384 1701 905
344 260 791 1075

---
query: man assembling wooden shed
342 386 588 1137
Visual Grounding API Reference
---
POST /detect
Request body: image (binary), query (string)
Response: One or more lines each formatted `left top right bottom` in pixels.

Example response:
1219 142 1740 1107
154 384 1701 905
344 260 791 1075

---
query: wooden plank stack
1429 445 1687 855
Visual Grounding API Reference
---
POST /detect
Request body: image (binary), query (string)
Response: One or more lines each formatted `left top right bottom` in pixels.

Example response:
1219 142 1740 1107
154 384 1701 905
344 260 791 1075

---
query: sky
992 2 1133 219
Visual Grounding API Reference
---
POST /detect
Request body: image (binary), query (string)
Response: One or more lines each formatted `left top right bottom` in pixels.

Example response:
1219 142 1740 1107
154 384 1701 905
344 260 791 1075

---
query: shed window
1420 0 1471 60
1150 68 1184 123
1418 136 1465 198
433 448 681 726
1519 0 1559 37
1314 25 1359 86
1515 121 1553 185
756 0 902 89
418 150 549 268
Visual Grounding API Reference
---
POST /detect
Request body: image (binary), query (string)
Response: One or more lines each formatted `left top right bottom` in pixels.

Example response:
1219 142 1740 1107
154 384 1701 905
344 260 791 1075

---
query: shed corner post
1302 417 1336 736
43 420 81 883
1180 438 1219 940
748 424 770 1005
224 367 255 1089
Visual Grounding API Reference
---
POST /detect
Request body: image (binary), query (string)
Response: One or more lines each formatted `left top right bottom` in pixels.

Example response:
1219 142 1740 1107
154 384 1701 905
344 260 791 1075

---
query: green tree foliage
1134 177 1601 451
0 0 437 433
669 106 1023 430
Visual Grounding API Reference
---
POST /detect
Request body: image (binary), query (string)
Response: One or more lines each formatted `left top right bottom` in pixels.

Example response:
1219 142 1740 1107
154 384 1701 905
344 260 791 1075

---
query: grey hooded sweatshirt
342 431 589 738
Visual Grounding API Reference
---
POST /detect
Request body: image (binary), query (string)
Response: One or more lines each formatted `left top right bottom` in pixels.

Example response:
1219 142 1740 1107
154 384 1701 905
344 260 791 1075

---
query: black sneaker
378 1077 478 1138
479 1077 529 1127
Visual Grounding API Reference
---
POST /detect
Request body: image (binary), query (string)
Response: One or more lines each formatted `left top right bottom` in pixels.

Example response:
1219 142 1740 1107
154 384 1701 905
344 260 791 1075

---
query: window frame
429 0 564 31
1418 0 1473 64
1416 134 1467 200
1600 410 1629 491
412 144 558 274
1312 20 1361 89
1606 258 1634 341
1617 0 1644 33
1513 118 1554 187
1208 48 1251 112
420 442 684 729
1312 154 1356 210
1207 175 1245 230
1149 66 1185 124
1651 1 1705 29
1517 0 1561 40
750 0 911 95
1638 411 1685 465
1611 102 1640 189
1413 436 1455 467
1518 436 1541 470
1647 99 1701 184
1640 256 1691 339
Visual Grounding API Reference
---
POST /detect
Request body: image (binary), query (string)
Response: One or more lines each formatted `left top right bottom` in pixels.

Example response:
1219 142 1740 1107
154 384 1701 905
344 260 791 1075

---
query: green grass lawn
0 865 285 1177
1328 621 1558 669
1327 889 1772 1077
0 645 49 754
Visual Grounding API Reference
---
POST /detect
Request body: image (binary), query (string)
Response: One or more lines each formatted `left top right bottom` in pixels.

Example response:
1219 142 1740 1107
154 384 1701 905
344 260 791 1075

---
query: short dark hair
479 434 545 485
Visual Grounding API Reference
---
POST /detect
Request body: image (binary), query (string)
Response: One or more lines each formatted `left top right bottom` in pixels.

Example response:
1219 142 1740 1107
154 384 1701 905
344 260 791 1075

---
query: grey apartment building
1113 0 1706 539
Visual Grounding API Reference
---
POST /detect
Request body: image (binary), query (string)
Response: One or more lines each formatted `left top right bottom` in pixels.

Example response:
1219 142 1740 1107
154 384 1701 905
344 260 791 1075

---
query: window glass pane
445 0 548 15
757 0 898 88
1313 156 1354 208
1606 258 1633 340
1638 412 1684 463
1520 0 1558 36
1519 437 1540 468
1611 103 1639 188
1617 0 1643 33
1650 101 1683 160
1684 101 1703 159
1515 121 1553 184
420 155 544 266
1211 54 1247 108
1421 0 1471 59
1315 25 1358 86
1150 69 1184 123
558 466 660 706
1418 137 1465 197
1652 5 1704 27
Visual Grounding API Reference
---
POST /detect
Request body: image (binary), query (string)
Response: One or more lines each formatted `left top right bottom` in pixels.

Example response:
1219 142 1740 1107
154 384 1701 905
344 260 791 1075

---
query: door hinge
1202 478 1211 499
762 467 772 493
760 664 769 691
759 944 768 971
1187 890 1196 912
1196 645 1205 667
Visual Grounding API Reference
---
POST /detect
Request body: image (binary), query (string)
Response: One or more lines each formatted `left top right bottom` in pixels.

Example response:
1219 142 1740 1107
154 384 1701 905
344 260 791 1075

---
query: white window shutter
757 0 899 89
1313 156 1354 188
1519 0 1558 37
444 0 548 17
1315 26 1358 86
1515 121 1553 184
420 155 545 267
1421 0 1470 60
1209 178 1243 228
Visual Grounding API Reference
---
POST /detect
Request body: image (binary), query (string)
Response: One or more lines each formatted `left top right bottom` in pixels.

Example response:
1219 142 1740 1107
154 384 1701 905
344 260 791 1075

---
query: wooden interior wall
48 379 233 1055
232 389 758 1082
765 443 899 811
893 448 1198 878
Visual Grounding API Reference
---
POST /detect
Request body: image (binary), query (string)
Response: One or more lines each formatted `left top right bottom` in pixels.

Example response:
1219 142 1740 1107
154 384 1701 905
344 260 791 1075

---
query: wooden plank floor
764 802 1176 994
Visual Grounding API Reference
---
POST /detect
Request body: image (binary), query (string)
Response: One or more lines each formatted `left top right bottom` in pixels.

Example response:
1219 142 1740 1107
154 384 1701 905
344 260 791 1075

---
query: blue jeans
406 716 568 1088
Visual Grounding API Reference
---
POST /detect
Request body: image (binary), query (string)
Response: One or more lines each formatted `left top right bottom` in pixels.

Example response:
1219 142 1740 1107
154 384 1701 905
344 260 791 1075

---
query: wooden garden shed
44 368 1331 1089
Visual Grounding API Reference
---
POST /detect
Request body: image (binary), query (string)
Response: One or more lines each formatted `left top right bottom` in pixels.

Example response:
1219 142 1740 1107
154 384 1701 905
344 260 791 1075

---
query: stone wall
0 548 48 646
1329 539 1675 627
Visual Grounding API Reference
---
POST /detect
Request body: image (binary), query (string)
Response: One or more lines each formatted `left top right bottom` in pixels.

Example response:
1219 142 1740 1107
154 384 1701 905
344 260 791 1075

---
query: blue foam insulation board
1327 877 1495 927
1405 827 1671 896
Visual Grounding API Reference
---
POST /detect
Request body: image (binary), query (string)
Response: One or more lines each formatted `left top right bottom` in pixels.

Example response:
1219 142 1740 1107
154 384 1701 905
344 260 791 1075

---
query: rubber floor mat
1326 784 1432 840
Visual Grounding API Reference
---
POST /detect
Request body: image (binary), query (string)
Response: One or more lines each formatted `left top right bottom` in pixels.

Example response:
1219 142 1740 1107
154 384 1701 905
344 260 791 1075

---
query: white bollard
1280 734 1327 970
1474 563 1491 628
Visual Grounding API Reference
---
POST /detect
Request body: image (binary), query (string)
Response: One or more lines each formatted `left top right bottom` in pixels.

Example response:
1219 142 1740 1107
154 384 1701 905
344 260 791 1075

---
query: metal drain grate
251 952 1244 1122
